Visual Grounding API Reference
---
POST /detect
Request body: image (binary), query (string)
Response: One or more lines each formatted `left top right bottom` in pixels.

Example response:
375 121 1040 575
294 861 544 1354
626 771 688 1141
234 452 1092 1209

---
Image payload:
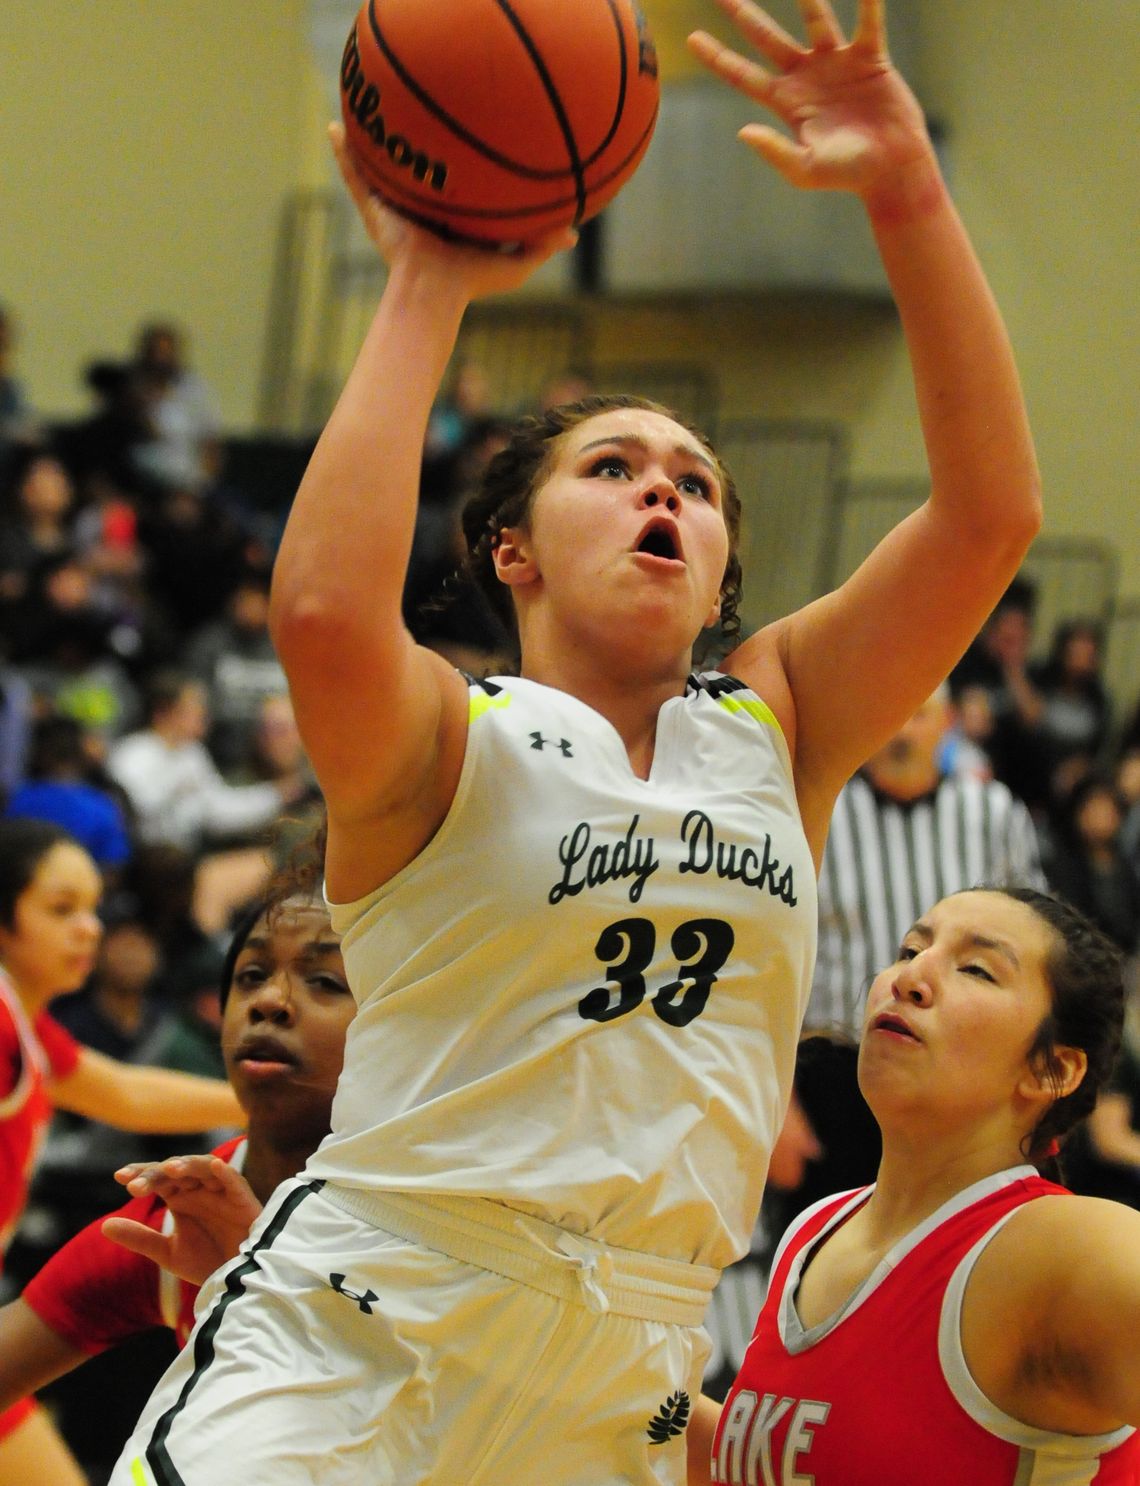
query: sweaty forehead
566 408 706 458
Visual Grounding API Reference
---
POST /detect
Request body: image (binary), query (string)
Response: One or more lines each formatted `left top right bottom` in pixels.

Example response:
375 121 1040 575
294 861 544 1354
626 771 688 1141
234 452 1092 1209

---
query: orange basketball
339 0 660 245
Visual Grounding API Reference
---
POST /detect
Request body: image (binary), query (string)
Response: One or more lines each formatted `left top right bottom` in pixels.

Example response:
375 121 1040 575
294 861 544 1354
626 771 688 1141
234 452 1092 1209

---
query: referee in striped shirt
805 686 1046 1038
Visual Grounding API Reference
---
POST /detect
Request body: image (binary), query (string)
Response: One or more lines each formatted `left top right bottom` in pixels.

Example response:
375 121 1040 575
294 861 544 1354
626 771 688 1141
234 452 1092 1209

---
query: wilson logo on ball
341 25 449 194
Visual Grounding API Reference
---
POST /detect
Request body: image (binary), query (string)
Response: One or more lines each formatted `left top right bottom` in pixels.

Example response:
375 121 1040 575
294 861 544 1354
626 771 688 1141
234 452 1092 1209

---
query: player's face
221 897 353 1143
859 891 1059 1133
0 843 102 1003
502 409 731 655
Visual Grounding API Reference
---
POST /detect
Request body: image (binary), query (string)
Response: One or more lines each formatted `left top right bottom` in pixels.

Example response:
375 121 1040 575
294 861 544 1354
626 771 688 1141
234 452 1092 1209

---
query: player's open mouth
634 518 683 562
870 1012 921 1042
234 1034 299 1076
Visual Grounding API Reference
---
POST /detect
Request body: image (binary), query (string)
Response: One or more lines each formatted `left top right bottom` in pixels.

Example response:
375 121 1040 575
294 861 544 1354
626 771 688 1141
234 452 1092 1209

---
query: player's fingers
854 0 886 53
705 0 804 69
688 31 778 106
798 0 845 50
328 121 378 216
102 1216 170 1265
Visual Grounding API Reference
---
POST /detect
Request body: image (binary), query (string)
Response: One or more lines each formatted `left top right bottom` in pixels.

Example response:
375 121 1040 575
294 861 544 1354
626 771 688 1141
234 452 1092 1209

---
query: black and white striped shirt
806 773 1046 1036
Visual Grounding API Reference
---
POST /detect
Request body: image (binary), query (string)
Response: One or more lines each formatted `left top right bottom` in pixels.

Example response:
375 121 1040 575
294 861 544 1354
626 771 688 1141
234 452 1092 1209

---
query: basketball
339 0 660 245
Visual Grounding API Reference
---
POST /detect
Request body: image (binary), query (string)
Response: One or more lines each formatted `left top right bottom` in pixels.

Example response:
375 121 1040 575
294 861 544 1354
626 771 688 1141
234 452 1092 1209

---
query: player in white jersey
112 2 1044 1481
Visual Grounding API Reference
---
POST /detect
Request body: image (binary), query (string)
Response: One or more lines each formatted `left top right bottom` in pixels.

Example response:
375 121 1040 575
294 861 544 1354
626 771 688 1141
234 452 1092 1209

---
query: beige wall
0 0 321 429
2 1 1137 595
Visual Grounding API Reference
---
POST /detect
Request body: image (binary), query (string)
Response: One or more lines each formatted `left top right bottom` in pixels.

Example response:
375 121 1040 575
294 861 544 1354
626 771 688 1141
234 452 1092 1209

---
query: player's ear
1019 1043 1087 1108
493 527 538 587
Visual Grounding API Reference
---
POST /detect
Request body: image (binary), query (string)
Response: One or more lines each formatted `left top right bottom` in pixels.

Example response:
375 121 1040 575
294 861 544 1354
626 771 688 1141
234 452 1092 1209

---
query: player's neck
520 640 690 777
867 1129 1027 1242
242 1132 320 1205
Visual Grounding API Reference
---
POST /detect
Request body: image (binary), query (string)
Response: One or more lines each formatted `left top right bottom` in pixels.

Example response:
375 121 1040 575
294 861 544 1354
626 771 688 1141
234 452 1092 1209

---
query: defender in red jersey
689 889 1140 1485
0 818 241 1484
0 838 350 1475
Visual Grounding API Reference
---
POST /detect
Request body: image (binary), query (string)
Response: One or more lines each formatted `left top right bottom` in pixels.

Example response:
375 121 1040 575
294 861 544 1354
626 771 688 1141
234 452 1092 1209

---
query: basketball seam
492 0 586 220
363 104 658 230
363 0 628 188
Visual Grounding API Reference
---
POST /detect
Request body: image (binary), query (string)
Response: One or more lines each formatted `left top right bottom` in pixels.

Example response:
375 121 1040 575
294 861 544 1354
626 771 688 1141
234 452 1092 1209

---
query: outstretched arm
50 1047 243 1132
269 128 574 899
694 0 1041 848
105 1155 262 1286
0 1299 85 1416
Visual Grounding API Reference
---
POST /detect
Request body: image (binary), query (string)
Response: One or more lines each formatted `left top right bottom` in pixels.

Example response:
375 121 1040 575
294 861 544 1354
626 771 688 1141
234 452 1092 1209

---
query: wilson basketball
339 0 660 245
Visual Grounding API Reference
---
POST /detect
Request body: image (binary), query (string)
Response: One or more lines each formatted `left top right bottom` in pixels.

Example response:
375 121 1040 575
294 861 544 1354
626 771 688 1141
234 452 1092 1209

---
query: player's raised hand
688 0 934 201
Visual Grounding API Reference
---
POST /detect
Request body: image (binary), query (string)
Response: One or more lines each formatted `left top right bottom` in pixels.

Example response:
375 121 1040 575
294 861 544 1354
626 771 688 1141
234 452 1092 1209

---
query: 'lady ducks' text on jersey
313 672 817 1268
712 1167 1139 1484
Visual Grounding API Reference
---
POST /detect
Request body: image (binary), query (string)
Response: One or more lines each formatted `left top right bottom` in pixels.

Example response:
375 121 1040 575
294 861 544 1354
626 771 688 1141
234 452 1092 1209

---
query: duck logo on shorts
328 1272 379 1315
647 1390 691 1444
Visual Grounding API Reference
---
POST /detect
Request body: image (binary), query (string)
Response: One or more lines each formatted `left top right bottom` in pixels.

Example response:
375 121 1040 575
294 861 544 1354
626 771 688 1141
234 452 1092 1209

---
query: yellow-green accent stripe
131 1460 152 1486
715 694 779 729
469 690 512 723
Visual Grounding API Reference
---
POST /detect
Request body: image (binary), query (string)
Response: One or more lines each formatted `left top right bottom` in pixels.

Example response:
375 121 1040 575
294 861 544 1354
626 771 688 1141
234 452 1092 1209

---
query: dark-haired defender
0 819 241 1484
690 890 1140 1484
0 847 350 1464
112 1 1044 1481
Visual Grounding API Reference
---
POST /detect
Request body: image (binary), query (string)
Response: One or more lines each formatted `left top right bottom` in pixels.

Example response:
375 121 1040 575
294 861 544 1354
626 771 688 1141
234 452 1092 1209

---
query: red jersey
712 1167 1140 1485
0 973 81 1253
23 1136 247 1352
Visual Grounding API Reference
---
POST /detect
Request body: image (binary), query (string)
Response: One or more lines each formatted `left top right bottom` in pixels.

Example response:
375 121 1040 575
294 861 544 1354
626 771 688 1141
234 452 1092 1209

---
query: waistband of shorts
318 1184 719 1328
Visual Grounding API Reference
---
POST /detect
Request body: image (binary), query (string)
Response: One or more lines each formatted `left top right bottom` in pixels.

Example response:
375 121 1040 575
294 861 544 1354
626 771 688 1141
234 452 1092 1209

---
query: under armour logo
329 1273 379 1314
530 731 573 757
647 1390 691 1445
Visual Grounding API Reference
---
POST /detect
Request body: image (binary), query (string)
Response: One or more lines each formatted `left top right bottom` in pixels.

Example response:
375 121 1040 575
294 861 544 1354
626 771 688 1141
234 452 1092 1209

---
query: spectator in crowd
130 322 223 496
0 308 35 478
0 655 32 800
57 360 151 501
806 687 1046 1040
14 554 142 750
950 575 1051 813
1030 617 1113 800
182 566 287 774
0 446 76 632
1118 744 1140 879
1042 771 1140 957
420 354 493 503
136 482 256 640
106 671 301 857
3 713 132 874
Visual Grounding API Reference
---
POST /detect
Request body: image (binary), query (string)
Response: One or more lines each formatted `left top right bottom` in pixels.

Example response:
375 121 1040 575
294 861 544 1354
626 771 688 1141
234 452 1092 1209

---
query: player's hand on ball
688 0 934 202
329 123 577 300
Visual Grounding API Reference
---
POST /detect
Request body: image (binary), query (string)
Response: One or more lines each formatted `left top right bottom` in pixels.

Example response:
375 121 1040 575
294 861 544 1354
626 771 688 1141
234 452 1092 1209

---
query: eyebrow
235 936 341 958
908 921 1022 970
576 433 718 475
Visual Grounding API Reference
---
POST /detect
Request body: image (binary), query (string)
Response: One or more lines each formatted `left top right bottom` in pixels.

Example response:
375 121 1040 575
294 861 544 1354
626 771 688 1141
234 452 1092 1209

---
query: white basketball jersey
312 672 817 1269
